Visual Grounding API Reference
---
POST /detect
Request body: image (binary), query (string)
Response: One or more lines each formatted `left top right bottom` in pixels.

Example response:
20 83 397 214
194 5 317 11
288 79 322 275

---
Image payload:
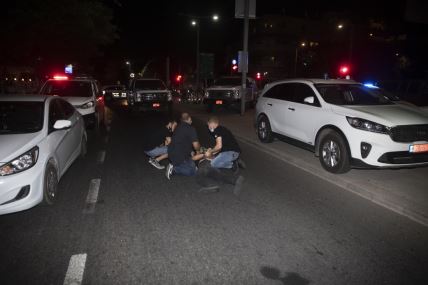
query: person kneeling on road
195 116 245 195
143 120 177 170
166 113 201 179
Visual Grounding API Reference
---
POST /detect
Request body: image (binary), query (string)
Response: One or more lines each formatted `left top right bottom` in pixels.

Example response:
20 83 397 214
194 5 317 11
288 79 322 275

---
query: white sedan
256 79 428 173
0 95 87 215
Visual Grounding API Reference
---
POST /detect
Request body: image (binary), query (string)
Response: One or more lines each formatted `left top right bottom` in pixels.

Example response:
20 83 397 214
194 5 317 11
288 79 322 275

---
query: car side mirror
303 96 315 105
53 120 72 130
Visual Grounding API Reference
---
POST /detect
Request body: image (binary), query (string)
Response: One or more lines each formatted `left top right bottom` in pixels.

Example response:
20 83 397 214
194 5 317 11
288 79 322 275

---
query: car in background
39 75 105 129
127 78 172 113
0 95 87 215
256 79 428 173
204 76 258 112
102 85 127 103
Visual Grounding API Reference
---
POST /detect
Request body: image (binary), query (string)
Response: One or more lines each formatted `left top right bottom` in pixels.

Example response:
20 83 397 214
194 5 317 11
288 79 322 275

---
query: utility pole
240 0 250 116
196 22 200 94
166 56 170 88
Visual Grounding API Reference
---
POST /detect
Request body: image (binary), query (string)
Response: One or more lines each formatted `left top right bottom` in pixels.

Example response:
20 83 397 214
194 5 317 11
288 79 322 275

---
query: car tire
257 115 274 143
80 135 87 158
319 130 350 174
42 162 58 205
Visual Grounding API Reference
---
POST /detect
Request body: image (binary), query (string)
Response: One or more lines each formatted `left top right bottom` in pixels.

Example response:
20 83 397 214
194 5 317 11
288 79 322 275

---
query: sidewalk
177 103 428 227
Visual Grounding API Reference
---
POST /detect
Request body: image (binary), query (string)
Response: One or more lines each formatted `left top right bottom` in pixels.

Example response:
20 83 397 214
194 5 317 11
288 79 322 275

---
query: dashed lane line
63 253 87 285
83 179 101 214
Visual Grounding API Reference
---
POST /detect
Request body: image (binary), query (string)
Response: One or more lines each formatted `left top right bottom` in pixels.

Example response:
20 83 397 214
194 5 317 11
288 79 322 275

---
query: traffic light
231 59 238 72
175 74 182 82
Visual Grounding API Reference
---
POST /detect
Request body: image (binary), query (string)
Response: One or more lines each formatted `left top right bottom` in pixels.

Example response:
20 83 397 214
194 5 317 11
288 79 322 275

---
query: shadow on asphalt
260 266 311 285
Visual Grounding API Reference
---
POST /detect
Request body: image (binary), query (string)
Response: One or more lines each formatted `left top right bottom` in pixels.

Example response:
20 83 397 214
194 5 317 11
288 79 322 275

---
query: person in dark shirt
205 116 241 169
144 120 177 170
195 116 245 195
166 113 200 179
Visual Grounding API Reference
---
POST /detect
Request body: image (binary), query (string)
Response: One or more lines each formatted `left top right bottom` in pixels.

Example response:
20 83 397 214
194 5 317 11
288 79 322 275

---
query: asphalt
0 103 427 285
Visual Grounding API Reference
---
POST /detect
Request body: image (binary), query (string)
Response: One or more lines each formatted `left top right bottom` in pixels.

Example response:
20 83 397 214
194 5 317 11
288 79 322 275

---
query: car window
315 84 393 105
293 83 321 106
49 100 66 131
41 80 93 97
264 83 294 101
57 99 75 119
0 101 44 134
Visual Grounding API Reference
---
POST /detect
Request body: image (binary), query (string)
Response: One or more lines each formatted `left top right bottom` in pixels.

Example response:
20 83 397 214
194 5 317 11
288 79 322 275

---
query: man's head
166 120 177 131
181 112 192 125
207 116 220 132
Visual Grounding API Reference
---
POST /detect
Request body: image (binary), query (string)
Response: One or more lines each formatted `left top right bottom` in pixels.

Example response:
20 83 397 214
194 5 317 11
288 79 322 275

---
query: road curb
234 133 428 228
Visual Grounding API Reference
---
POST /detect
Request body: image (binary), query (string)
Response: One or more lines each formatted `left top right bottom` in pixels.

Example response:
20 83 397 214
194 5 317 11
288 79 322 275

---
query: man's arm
165 136 172 146
193 141 201 152
206 137 222 158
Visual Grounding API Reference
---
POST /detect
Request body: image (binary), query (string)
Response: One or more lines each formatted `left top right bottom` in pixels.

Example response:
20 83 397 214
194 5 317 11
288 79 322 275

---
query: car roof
0 94 50 102
270 78 359 85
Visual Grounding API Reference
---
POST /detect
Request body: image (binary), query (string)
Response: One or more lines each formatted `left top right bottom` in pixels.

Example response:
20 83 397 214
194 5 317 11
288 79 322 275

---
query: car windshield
0 101 44 134
134 80 165 90
214 78 242 86
105 86 126 91
315 84 393 105
41 80 92 97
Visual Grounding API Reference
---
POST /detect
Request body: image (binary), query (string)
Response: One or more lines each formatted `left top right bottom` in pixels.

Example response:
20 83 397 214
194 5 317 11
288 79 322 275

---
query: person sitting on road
194 117 245 195
205 116 242 169
166 113 201 179
143 120 177 170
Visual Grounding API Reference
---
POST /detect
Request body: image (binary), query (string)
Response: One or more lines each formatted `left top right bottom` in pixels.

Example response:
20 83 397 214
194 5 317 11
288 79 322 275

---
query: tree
1 0 118 66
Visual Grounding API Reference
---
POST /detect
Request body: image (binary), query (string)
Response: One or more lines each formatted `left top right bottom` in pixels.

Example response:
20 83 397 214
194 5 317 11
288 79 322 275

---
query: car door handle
267 103 273 106
288 107 295 111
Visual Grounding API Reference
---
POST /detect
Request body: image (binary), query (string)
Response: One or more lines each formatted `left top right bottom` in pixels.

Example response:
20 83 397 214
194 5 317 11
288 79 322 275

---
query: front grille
138 93 167 101
208 90 234 99
378 151 428 164
389 125 428 143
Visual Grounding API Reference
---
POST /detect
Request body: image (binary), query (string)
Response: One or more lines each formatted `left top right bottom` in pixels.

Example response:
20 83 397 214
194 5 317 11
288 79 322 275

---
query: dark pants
173 159 197 176
196 160 239 187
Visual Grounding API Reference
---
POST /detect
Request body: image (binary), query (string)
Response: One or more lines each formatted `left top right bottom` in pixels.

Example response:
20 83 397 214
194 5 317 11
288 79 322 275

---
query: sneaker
198 185 220 194
165 163 173 180
233 175 244 196
149 158 165 170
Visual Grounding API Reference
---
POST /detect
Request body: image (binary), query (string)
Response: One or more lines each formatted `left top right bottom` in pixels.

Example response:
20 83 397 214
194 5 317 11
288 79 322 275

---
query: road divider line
63 253 87 285
83 179 101 214
97 151 106 164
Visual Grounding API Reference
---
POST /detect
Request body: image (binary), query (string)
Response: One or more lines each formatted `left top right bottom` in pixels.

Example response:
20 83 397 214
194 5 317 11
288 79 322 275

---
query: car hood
0 132 43 165
207 85 240 90
60 97 93 106
331 104 428 127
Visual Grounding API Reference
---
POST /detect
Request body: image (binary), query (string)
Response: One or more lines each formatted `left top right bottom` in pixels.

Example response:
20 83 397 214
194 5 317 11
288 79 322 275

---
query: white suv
256 79 428 173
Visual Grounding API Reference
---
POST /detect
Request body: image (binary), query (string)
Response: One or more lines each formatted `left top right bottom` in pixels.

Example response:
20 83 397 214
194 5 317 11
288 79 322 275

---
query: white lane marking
97 151 106 164
83 179 101 214
63 253 87 285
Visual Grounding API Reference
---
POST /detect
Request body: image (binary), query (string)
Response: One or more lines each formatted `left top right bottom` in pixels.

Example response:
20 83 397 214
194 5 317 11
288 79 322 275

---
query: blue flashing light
363 82 379 89
65 64 73 74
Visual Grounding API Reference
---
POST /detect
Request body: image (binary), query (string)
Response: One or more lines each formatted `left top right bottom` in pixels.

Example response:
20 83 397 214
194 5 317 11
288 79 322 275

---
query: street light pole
196 22 200 93
240 0 250 116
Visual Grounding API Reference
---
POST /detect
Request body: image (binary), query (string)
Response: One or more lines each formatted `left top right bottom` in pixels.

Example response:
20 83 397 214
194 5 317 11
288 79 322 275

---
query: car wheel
257 115 274 143
319 131 350 173
80 135 87 158
42 162 58 205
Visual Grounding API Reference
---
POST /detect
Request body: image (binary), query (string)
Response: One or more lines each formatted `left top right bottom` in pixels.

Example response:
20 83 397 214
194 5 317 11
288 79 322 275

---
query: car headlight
233 90 240 99
0 146 39 176
167 91 172 101
204 91 209 98
80 101 94 109
346 117 390 134
102 90 106 95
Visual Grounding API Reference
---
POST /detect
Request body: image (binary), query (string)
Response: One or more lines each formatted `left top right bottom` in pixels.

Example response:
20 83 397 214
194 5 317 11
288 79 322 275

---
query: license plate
215 100 223 105
152 103 160 108
409 144 428 153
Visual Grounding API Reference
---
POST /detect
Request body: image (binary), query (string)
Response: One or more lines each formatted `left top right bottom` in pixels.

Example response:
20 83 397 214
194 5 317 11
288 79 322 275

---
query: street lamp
190 14 219 92
294 42 306 76
337 24 343 30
